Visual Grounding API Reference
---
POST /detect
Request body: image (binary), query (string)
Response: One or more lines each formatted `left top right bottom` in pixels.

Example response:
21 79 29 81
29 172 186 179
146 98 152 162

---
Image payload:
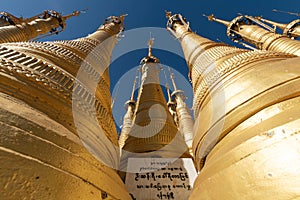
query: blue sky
2 0 300 129
3 1 299 41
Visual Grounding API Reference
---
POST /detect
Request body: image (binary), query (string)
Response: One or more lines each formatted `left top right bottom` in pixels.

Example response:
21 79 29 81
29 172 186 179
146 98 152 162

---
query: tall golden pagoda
206 14 300 56
120 37 190 169
167 12 300 199
118 37 196 200
0 13 131 199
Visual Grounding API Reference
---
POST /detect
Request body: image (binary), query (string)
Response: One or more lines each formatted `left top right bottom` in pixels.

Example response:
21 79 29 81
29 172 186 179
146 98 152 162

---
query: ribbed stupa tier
124 64 179 153
208 14 300 56
122 65 188 155
0 10 80 43
0 15 131 200
121 42 189 173
167 12 300 200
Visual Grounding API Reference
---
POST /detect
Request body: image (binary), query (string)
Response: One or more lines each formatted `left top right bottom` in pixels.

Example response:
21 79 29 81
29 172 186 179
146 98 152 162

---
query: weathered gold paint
167 12 300 199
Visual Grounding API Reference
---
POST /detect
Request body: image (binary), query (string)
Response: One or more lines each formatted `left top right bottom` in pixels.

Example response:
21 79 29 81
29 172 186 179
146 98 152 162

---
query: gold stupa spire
167 12 300 200
169 69 194 155
162 70 179 135
255 16 286 30
203 13 230 27
163 70 177 123
206 13 300 56
147 34 154 56
0 14 131 199
273 9 300 16
0 11 45 26
0 10 82 43
256 16 300 39
119 76 137 149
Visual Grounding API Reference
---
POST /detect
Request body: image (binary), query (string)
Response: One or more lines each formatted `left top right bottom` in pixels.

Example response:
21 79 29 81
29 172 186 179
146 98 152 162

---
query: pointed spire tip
205 14 230 27
147 33 154 57
119 13 128 19
203 13 216 21
140 33 159 63
165 10 172 19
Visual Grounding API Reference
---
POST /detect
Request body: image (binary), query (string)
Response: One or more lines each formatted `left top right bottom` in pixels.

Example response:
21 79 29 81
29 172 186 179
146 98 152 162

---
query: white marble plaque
125 158 197 200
